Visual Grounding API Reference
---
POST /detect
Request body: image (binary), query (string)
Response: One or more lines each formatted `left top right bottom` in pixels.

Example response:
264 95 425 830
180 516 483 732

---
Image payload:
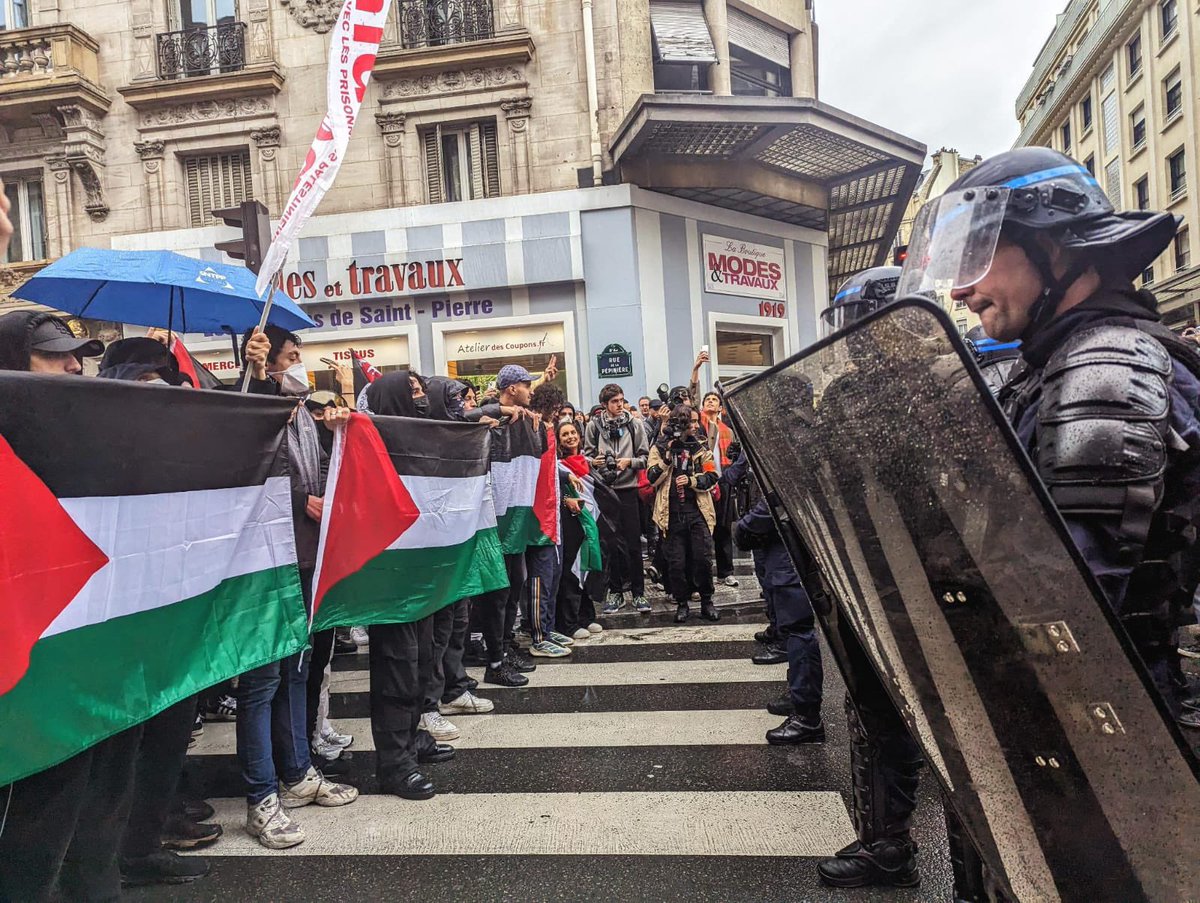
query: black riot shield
724 298 1200 903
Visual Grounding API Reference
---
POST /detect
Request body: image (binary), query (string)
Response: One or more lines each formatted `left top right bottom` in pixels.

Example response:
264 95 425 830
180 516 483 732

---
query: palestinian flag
312 413 508 628
350 348 382 402
0 374 308 786
170 336 222 390
489 418 558 554
559 460 603 581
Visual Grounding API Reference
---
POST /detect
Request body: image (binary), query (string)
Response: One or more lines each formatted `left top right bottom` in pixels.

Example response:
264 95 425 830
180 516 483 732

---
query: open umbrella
12 247 315 334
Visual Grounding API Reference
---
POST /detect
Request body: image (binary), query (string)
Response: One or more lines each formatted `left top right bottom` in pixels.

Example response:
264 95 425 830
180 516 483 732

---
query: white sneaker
349 626 369 646
587 622 603 634
279 766 359 809
321 722 353 748
572 627 591 640
311 736 344 760
439 691 495 715
246 793 305 849
420 711 461 741
723 576 740 588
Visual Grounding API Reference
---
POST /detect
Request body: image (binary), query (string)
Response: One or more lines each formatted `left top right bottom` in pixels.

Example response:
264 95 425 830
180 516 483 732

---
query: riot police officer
963 325 1021 395
902 146 1200 716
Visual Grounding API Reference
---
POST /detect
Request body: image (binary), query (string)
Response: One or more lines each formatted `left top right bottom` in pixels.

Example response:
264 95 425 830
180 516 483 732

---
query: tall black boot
817 693 923 889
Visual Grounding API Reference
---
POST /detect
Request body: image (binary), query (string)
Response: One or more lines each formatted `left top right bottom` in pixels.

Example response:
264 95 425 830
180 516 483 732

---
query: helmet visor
820 298 882 337
897 188 1010 301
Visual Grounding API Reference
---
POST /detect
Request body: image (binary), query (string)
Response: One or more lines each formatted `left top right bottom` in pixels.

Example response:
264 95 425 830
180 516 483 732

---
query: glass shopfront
441 322 568 395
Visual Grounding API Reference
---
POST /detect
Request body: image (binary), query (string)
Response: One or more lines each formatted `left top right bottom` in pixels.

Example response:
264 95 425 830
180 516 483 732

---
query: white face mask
144 377 168 386
272 362 311 397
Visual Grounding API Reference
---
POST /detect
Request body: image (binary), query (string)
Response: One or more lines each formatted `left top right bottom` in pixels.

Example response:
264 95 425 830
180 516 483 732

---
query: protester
556 419 606 639
584 383 651 614
700 391 739 588
647 405 720 623
236 326 357 847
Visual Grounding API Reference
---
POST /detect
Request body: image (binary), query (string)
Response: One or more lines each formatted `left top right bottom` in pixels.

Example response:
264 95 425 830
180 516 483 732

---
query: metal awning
727 8 790 68
610 95 927 289
649 1 718 63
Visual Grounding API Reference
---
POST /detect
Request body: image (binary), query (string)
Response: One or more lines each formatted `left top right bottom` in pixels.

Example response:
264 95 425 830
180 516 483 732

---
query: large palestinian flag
489 418 558 554
312 413 507 628
0 373 308 785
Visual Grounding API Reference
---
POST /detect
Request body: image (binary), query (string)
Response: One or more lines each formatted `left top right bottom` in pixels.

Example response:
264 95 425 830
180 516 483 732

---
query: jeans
234 650 312 805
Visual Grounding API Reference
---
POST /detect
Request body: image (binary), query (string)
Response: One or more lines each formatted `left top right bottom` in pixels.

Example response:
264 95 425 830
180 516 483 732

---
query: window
0 0 29 30
1102 91 1119 155
1170 148 1187 198
956 319 968 337
1061 121 1072 152
3 177 46 263
422 121 500 204
1135 175 1150 210
1131 105 1146 149
1176 225 1191 270
160 0 244 79
394 0 495 48
1085 154 1096 176
1165 69 1183 121
1143 265 1155 286
1127 31 1142 77
1081 96 1093 132
653 62 710 93
184 150 252 227
730 47 790 97
715 328 776 370
1161 0 1178 41
1105 158 1122 205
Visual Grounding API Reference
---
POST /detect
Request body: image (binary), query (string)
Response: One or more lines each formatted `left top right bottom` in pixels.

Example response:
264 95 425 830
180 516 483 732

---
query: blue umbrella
12 247 315 334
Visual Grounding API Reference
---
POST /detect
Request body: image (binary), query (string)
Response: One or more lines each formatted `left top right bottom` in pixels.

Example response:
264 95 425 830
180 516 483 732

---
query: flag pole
239 269 284 394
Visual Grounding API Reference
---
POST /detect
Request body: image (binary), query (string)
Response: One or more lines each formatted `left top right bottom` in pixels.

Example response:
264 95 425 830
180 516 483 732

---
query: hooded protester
424 375 470 422
0 310 103 374
360 369 425 417
98 337 189 386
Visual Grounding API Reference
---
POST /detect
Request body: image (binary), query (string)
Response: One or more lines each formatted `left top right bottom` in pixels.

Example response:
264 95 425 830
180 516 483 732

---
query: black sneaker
312 749 352 777
334 637 358 655
465 677 480 692
463 638 489 667
181 798 215 823
506 651 537 673
767 693 796 716
484 662 529 687
161 814 223 850
120 850 210 886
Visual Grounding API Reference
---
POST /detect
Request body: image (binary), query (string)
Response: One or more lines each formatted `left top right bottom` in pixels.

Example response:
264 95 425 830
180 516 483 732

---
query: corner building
1014 0 1200 329
0 0 923 401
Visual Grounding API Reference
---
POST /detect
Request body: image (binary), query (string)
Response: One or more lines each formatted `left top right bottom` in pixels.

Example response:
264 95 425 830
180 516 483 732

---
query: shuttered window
727 8 789 67
184 150 252 227
422 121 500 204
649 1 717 63
1102 92 1119 155
1105 158 1122 207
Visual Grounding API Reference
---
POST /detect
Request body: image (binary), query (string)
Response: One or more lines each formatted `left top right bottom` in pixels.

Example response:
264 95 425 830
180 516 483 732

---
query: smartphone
700 344 709 355
320 357 339 369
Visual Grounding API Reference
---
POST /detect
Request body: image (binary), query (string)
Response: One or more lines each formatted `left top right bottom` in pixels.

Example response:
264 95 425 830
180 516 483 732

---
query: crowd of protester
0 269 768 898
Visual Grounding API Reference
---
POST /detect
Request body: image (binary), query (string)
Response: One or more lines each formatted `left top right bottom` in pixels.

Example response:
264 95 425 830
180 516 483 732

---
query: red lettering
768 262 782 281
353 24 383 44
285 272 304 300
445 258 465 287
356 0 385 11
426 260 445 288
352 53 376 102
407 261 427 290
303 272 317 299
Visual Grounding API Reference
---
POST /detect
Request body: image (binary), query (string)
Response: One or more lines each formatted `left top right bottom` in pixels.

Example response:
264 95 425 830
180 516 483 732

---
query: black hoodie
0 310 62 372
425 375 468 422
364 370 424 418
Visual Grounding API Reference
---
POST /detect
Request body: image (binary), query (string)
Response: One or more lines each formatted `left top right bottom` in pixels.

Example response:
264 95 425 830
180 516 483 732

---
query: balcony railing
156 22 246 80
0 24 104 107
395 0 494 49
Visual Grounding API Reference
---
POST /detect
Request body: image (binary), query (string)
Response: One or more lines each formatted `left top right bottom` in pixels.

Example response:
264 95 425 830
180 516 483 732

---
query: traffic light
213 199 272 275
893 244 909 267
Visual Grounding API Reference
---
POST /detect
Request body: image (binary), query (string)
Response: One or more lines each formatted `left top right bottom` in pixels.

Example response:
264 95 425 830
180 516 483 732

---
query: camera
598 450 621 484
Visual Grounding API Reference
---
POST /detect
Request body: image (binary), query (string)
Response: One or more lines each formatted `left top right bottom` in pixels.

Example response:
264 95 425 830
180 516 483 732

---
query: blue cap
497 364 535 389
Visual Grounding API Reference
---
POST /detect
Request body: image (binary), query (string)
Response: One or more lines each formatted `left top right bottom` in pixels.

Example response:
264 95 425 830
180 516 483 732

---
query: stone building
1014 0 1199 329
0 0 923 400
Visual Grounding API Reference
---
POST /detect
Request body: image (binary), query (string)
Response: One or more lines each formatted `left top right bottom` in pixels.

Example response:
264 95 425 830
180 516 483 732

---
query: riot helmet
820 266 902 337
897 147 1180 338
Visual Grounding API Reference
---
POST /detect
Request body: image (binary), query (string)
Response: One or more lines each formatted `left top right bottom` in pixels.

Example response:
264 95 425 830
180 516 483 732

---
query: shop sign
446 324 564 362
703 235 786 302
193 335 411 380
282 257 467 303
597 343 633 379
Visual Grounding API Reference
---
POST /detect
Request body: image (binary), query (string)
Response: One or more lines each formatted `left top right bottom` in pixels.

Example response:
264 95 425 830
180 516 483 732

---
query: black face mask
414 397 430 416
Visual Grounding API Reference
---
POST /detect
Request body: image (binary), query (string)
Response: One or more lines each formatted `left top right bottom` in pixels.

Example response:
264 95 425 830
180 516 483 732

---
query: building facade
0 0 923 398
1014 0 1199 328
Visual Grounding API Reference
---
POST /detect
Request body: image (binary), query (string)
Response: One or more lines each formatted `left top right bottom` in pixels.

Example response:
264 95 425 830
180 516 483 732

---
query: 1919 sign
759 301 785 318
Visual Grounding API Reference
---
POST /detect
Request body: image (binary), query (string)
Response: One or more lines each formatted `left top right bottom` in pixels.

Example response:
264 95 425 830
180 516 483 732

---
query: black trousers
305 628 336 747
0 726 142 903
369 616 434 782
476 552 526 665
557 514 598 634
663 509 715 604
423 598 472 712
609 487 645 596
121 695 197 859
713 489 736 578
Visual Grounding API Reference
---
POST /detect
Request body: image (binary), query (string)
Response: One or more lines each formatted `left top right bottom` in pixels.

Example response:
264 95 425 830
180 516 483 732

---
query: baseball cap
31 317 104 357
497 364 535 389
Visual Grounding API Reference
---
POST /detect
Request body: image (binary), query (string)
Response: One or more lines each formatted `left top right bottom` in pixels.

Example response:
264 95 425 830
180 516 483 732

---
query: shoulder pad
1041 324 1171 424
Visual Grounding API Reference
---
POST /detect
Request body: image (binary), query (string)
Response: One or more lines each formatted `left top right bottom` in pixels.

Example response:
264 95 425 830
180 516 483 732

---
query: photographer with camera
647 405 720 623
584 383 651 614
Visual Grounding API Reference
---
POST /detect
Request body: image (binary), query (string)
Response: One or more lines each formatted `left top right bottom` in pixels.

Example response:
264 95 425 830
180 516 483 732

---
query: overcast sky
816 0 1067 164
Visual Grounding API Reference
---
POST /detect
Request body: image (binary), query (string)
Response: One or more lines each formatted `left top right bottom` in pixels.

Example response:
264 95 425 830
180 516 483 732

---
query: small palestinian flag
170 336 222 390
312 413 508 628
489 418 558 554
349 348 382 402
0 374 308 786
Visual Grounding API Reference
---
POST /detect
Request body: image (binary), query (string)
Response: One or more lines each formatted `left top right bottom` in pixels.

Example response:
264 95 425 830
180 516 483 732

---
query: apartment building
1014 0 1198 329
0 0 923 398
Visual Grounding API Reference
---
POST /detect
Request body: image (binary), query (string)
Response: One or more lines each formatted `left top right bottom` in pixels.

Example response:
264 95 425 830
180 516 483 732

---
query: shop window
1131 105 1146 150
1161 0 1178 42
422 121 500 204
442 323 566 395
1080 96 1093 133
1169 147 1187 199
715 329 775 370
730 47 790 97
1176 225 1191 271
1164 68 1182 122
1135 175 1150 210
0 0 29 29
1127 31 1142 78
184 149 252 227
1060 121 1071 153
3 176 46 263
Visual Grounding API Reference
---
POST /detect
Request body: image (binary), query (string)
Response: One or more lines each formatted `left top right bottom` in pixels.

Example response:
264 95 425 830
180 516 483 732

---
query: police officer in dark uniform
904 146 1200 718
963 325 1021 395
724 452 825 742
